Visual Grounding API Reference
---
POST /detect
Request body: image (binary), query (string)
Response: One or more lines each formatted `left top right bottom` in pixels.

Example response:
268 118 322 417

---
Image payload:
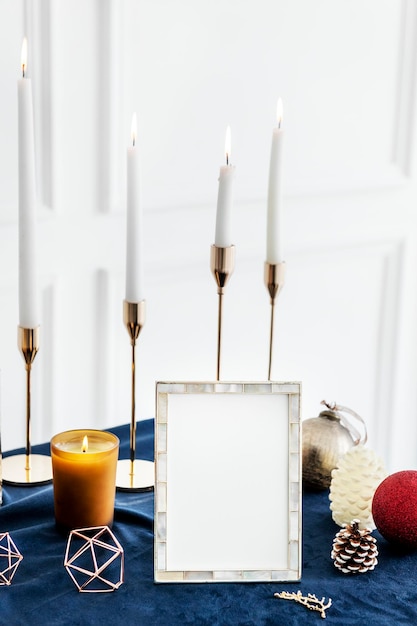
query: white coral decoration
329 444 387 530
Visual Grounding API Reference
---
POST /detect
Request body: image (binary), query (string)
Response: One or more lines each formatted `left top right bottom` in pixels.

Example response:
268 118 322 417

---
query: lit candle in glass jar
51 429 119 530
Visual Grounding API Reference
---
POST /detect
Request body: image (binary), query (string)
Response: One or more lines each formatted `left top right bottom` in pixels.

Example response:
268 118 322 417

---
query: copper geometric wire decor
64 526 124 592
0 532 23 585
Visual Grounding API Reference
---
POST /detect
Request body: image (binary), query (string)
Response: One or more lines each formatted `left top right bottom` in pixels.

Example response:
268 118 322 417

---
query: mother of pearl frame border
154 381 302 583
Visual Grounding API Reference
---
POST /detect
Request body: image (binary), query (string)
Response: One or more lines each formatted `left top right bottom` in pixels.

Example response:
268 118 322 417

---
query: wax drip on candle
225 125 231 165
131 112 137 148
277 97 283 130
21 37 28 78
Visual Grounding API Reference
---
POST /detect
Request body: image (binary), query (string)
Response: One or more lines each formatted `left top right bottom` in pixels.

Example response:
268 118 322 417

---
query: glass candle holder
51 429 119 530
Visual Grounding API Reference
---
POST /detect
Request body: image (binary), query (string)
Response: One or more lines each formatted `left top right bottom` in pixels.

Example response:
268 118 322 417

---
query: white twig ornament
274 590 332 619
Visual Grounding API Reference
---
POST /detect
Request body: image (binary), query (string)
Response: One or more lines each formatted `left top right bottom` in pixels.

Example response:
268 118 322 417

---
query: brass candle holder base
210 244 235 381
116 300 154 492
2 326 53 486
2 453 52 486
115 459 155 492
264 262 286 381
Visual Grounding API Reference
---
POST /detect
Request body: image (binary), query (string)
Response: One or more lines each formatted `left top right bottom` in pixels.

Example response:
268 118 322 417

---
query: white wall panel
0 273 57 451
393 0 417 176
0 1 23 219
1 0 417 474
120 0 409 207
25 0 55 210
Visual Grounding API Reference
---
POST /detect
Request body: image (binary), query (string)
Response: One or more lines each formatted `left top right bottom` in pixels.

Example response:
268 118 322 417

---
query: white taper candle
266 98 284 264
18 37 40 328
214 125 236 247
125 113 144 302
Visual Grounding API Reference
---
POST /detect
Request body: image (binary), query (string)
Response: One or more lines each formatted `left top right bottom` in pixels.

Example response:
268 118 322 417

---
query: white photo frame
154 381 302 583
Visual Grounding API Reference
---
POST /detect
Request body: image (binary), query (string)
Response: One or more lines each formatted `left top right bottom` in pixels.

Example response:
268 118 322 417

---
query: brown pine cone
331 519 378 574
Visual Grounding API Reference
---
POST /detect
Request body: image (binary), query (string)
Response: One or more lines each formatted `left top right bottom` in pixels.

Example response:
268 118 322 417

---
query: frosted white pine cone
331 519 378 574
329 444 386 530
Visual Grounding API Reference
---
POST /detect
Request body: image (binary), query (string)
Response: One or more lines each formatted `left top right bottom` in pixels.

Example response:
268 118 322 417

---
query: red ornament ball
372 470 417 549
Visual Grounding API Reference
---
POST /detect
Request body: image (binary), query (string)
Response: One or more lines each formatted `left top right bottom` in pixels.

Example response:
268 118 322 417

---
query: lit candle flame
82 435 88 453
225 125 231 165
21 37 28 78
276 98 283 129
131 112 137 148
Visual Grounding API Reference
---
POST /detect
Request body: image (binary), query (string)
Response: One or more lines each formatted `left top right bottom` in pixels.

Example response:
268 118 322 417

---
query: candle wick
22 64 25 78
132 137 135 148
226 154 229 166
278 119 281 130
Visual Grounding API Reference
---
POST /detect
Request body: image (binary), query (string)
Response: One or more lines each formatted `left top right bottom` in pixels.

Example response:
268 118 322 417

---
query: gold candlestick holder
115 300 154 491
264 262 286 380
210 244 235 381
2 326 52 486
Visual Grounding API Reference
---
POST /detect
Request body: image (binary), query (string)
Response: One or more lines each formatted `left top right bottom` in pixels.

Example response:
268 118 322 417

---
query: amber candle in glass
51 429 119 530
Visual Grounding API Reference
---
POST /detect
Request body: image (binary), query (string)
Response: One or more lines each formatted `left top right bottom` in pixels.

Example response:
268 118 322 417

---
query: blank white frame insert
154 381 302 583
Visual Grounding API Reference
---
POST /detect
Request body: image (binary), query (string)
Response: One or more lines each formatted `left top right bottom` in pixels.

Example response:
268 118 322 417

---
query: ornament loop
321 400 367 446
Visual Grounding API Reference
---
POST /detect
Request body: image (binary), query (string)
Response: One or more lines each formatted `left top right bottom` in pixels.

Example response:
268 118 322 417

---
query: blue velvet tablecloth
1 419 417 625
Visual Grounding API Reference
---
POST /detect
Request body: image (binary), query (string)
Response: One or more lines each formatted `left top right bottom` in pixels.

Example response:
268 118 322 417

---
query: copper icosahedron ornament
0 532 23 585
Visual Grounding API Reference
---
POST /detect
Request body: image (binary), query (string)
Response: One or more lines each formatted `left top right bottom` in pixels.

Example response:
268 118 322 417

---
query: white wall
1 0 417 472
